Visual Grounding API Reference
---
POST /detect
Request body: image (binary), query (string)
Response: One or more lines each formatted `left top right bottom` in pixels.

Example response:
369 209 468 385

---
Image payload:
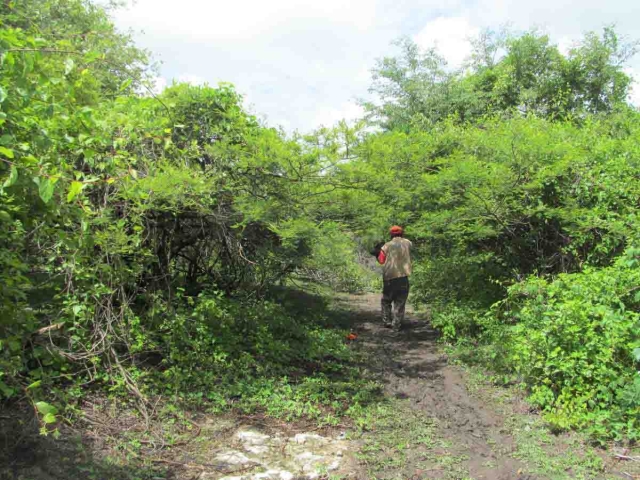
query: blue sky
112 0 640 132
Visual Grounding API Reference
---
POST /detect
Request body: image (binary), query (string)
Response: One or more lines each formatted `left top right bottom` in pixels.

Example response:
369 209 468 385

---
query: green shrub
485 245 640 441
136 290 378 421
429 304 484 343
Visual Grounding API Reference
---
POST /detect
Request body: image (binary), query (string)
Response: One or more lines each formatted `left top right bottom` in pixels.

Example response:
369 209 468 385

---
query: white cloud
556 36 577 56
624 68 640 106
113 0 415 131
313 102 364 128
114 0 378 40
414 16 480 69
630 85 640 107
113 0 640 131
151 76 167 94
176 74 207 86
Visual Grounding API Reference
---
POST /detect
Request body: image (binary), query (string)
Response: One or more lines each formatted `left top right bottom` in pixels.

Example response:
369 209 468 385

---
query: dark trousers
381 276 409 327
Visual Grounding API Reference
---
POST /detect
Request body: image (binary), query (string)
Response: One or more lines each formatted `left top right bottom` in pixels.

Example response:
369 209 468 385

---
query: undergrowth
429 245 640 443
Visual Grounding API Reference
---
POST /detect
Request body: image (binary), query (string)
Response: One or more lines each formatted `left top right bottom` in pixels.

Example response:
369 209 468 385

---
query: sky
112 0 640 133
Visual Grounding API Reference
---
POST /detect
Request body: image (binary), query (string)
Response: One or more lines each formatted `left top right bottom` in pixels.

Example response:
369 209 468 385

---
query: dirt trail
344 293 530 480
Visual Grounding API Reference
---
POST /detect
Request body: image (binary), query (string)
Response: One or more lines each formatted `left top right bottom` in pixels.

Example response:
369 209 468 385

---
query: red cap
390 225 403 235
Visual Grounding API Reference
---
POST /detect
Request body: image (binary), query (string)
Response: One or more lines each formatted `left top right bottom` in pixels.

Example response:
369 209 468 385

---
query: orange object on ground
346 333 358 341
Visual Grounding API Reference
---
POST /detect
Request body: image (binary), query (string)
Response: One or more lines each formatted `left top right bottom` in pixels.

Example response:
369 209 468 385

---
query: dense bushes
0 0 373 428
2 0 639 444
335 31 640 441
342 112 640 303
361 111 640 441
141 290 378 421
486 245 640 441
353 111 640 441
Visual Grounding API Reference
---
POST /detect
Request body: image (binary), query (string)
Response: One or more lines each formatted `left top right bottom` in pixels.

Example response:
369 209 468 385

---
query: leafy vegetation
0 0 375 432
350 29 640 441
1 0 639 452
486 247 640 441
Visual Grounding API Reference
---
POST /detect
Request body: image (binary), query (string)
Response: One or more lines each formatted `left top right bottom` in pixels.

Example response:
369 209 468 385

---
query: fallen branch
35 322 65 335
615 454 640 462
110 347 150 425
139 418 201 449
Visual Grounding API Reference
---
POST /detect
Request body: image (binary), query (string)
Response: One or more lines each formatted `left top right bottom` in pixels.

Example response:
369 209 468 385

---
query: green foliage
296 221 378 293
346 112 640 439
0 0 377 428
1 0 639 447
429 304 483 343
339 26 640 442
485 245 640 441
365 28 637 130
340 112 640 307
139 290 379 421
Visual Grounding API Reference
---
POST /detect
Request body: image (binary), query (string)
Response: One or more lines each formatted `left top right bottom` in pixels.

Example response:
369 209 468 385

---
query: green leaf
43 413 57 424
35 401 58 416
38 178 55 204
64 58 75 75
633 348 640 363
0 146 14 159
67 181 85 202
8 339 20 352
26 380 42 390
119 78 132 92
0 381 15 398
0 86 6 104
3 166 17 188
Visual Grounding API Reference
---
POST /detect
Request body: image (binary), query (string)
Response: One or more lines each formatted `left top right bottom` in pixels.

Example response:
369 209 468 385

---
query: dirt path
339 293 640 480
343 293 531 480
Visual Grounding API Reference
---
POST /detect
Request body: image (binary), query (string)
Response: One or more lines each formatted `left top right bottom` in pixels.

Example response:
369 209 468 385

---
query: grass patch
351 399 472 480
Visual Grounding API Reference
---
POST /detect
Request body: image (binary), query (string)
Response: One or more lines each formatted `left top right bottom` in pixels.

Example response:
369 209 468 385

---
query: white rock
237 430 271 445
295 451 326 475
253 473 273 479
244 445 270 455
214 450 251 465
295 451 325 463
327 459 341 471
253 471 294 480
292 433 327 445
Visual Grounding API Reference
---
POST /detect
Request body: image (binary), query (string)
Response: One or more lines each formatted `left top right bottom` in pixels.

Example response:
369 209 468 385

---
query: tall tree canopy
364 28 638 130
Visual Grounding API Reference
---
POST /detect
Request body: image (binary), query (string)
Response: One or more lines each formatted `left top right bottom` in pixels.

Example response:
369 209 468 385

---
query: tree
364 28 637 129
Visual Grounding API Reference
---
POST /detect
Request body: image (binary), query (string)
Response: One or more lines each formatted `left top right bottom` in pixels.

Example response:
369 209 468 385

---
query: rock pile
200 429 352 479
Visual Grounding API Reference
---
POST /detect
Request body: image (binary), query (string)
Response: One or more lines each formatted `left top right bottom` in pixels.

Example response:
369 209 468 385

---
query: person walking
376 226 412 330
